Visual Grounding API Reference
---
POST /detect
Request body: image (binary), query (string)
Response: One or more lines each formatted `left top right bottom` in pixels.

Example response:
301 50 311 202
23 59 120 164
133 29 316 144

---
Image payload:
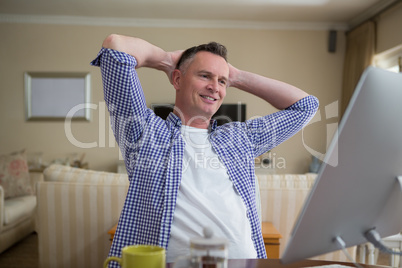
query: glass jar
189 228 228 268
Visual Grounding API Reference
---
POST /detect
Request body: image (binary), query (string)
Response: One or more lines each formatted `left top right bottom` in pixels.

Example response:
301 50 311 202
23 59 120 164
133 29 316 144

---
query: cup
104 245 165 268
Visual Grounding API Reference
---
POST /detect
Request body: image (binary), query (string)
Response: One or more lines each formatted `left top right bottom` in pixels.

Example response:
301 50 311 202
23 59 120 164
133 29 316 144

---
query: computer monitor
151 103 174 121
281 66 402 264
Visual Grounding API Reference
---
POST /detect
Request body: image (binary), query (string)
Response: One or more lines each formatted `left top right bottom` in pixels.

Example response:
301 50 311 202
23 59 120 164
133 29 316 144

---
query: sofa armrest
43 164 129 185
36 180 128 268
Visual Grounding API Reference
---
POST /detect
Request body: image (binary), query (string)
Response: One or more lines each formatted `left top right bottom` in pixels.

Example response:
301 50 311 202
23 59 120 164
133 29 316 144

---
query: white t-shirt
166 125 257 263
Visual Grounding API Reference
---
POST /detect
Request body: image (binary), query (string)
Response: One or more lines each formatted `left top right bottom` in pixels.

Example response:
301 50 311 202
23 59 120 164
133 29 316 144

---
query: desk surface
167 259 382 268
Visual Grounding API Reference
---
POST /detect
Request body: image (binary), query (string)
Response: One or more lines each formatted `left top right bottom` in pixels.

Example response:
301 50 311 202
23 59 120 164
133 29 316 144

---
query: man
91 34 318 265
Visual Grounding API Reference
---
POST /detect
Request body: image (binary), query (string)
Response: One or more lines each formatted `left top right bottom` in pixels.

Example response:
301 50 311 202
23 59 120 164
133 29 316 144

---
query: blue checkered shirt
91 48 318 266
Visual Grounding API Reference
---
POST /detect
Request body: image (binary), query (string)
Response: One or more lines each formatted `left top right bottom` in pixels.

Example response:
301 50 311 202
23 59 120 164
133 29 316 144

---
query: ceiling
0 0 399 30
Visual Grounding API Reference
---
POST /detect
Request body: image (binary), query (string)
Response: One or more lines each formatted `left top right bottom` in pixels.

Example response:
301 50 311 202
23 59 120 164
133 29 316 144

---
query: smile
201 95 217 101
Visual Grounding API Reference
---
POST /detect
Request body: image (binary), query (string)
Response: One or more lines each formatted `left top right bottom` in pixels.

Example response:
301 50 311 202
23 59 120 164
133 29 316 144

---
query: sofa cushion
4 195 36 225
43 164 129 185
0 150 33 199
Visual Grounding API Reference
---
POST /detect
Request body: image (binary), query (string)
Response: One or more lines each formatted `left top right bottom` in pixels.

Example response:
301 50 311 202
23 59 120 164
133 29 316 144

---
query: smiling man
172 47 229 128
91 35 318 266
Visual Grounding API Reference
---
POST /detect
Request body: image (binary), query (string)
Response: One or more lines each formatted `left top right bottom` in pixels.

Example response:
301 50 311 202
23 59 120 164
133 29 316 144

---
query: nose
207 79 219 93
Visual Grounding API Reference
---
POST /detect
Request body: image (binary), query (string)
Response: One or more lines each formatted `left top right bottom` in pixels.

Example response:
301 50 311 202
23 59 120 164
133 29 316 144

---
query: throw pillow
0 150 33 199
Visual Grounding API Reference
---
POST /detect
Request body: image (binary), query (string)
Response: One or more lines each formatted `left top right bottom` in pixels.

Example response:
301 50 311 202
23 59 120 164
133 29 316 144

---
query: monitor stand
362 176 402 256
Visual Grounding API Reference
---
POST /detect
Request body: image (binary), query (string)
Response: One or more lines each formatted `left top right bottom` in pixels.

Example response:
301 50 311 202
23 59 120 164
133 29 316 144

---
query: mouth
200 95 217 101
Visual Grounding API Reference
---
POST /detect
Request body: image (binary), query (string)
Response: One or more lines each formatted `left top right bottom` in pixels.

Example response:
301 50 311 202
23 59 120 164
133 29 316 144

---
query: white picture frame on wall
24 72 91 121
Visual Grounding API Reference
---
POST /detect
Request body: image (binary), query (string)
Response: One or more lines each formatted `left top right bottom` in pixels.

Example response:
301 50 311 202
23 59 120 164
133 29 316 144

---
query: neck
173 109 210 129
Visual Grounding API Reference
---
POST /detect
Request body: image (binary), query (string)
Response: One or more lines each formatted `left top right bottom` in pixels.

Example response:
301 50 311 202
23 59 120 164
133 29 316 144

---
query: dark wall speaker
328 30 337 53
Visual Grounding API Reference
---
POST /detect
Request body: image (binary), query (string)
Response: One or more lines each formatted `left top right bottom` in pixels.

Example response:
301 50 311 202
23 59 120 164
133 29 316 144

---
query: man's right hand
164 50 184 84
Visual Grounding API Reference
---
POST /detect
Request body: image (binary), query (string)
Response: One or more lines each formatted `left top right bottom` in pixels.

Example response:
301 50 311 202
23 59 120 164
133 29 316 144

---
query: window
374 44 402 73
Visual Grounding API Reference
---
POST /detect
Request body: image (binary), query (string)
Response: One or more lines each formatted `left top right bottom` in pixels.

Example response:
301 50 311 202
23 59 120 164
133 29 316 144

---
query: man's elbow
102 34 122 50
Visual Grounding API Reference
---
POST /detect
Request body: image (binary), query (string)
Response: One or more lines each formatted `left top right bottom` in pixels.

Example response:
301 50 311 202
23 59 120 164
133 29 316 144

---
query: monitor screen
151 103 246 126
281 67 402 263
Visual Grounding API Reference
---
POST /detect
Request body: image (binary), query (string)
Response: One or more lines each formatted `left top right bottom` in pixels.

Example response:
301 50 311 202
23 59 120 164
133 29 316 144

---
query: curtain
341 21 376 117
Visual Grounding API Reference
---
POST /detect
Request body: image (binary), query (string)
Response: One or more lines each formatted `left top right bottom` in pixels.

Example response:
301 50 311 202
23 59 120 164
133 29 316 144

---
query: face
172 51 229 126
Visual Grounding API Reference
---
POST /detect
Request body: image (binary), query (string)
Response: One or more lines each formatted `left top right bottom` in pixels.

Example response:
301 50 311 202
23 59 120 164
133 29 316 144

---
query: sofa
0 172 43 253
36 164 129 268
0 150 43 254
257 173 356 262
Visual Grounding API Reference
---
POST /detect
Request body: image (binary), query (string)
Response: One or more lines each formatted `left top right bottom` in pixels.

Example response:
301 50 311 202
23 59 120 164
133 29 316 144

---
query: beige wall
0 22 345 173
376 2 402 54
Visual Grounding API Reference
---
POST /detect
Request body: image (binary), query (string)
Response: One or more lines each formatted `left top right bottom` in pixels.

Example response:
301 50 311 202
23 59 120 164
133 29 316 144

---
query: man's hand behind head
164 50 184 84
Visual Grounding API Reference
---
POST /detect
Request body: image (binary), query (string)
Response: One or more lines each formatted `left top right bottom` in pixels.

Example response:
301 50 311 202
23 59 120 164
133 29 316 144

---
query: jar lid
190 227 228 249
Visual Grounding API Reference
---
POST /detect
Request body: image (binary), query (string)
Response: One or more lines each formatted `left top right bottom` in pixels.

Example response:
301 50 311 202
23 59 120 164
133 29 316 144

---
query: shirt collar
166 112 182 129
209 119 218 131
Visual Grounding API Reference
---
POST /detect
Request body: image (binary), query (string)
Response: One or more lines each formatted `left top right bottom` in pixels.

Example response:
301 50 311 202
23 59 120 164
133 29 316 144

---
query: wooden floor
0 232 394 268
0 232 38 268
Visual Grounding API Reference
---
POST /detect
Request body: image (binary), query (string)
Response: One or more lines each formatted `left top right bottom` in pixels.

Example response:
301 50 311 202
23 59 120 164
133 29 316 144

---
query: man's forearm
102 34 173 73
229 66 309 110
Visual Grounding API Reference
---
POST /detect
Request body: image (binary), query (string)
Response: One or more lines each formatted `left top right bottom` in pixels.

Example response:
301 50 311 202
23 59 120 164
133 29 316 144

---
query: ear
171 69 181 90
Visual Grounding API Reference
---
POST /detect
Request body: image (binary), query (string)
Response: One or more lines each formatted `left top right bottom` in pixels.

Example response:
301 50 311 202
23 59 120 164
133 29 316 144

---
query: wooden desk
261 221 282 259
108 221 281 258
167 258 382 268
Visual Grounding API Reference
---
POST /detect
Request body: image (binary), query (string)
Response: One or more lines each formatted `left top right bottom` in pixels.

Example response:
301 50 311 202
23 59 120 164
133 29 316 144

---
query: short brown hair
176 42 227 71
